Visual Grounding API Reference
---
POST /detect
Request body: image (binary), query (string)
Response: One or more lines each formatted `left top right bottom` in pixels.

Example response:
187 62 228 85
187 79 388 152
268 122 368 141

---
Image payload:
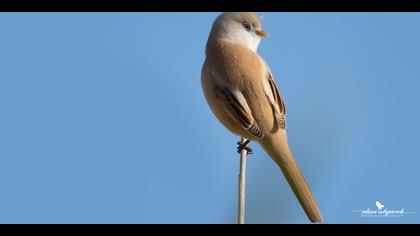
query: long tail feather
259 132 323 223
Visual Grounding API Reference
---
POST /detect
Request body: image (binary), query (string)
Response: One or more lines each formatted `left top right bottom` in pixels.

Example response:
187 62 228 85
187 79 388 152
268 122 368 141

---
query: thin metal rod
238 137 248 224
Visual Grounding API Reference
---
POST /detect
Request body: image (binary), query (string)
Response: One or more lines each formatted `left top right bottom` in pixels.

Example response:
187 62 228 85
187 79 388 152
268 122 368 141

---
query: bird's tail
259 131 323 223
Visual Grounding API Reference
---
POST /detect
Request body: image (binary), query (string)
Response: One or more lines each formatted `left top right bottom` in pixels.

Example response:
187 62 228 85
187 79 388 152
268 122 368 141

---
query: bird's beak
256 30 268 37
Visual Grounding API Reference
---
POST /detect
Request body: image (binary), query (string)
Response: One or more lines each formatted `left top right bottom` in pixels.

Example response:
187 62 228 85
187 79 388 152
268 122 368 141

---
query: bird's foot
237 140 253 154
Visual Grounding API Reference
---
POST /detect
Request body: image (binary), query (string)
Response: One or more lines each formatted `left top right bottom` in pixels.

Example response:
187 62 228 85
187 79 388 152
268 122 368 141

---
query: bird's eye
242 22 251 31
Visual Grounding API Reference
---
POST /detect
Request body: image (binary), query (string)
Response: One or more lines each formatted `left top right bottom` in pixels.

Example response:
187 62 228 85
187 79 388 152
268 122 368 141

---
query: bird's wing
376 202 381 208
214 84 264 139
262 67 287 130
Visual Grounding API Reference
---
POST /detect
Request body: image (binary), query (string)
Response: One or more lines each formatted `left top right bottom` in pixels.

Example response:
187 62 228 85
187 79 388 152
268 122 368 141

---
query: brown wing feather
267 72 287 129
215 85 264 139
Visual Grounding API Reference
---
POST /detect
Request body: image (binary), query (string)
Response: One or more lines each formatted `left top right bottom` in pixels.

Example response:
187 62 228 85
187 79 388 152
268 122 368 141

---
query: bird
201 12 323 223
376 201 384 210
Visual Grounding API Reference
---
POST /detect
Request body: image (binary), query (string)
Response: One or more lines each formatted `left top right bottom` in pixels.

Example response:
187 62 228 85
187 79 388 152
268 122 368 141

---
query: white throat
225 28 261 52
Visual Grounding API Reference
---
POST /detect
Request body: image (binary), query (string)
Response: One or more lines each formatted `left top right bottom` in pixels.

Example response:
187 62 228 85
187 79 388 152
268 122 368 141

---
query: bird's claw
237 141 253 154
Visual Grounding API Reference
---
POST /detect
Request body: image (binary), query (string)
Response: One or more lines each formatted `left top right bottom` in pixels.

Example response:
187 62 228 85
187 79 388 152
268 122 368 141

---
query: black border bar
0 0 419 12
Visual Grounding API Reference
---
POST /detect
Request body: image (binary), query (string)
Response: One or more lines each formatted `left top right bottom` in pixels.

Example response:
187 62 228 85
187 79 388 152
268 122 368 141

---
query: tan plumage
201 12 322 223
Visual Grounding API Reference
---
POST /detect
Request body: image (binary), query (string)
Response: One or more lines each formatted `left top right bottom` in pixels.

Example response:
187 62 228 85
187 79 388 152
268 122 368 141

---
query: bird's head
207 12 268 52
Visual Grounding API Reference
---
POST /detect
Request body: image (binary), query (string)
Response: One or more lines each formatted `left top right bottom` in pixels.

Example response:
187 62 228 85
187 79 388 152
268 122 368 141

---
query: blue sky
0 13 419 223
